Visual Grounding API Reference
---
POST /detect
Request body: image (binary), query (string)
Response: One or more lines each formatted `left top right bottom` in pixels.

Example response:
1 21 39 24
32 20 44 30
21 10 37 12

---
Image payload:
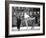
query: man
24 11 35 30
17 13 21 31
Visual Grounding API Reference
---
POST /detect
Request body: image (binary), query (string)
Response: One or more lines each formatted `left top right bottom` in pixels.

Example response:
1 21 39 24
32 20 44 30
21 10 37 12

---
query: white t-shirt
24 13 30 18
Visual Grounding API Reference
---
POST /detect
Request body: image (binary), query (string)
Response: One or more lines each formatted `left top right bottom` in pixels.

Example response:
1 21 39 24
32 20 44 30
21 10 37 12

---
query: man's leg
25 18 28 30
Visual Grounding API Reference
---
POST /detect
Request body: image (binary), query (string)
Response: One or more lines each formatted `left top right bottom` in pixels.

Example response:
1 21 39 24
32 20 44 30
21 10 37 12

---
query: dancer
17 15 21 31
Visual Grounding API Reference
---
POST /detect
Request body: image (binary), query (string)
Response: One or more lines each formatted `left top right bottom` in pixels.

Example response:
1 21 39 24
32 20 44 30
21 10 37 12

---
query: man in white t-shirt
24 12 35 30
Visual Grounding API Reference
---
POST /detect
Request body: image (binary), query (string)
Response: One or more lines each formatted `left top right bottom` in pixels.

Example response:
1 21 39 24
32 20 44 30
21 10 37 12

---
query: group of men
16 11 35 31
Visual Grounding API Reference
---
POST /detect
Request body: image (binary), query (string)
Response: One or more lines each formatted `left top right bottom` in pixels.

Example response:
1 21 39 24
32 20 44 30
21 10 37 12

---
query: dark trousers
17 18 21 30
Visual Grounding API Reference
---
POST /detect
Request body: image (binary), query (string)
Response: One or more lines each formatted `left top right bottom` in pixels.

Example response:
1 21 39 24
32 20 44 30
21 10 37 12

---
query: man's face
34 11 36 15
30 11 32 16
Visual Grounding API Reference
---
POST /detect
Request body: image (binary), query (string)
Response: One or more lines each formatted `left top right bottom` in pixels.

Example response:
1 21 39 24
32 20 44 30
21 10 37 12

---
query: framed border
5 1 45 37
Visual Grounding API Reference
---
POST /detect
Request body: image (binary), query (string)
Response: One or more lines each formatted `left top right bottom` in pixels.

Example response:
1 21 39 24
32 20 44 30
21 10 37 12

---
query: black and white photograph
5 1 45 37
12 7 40 31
